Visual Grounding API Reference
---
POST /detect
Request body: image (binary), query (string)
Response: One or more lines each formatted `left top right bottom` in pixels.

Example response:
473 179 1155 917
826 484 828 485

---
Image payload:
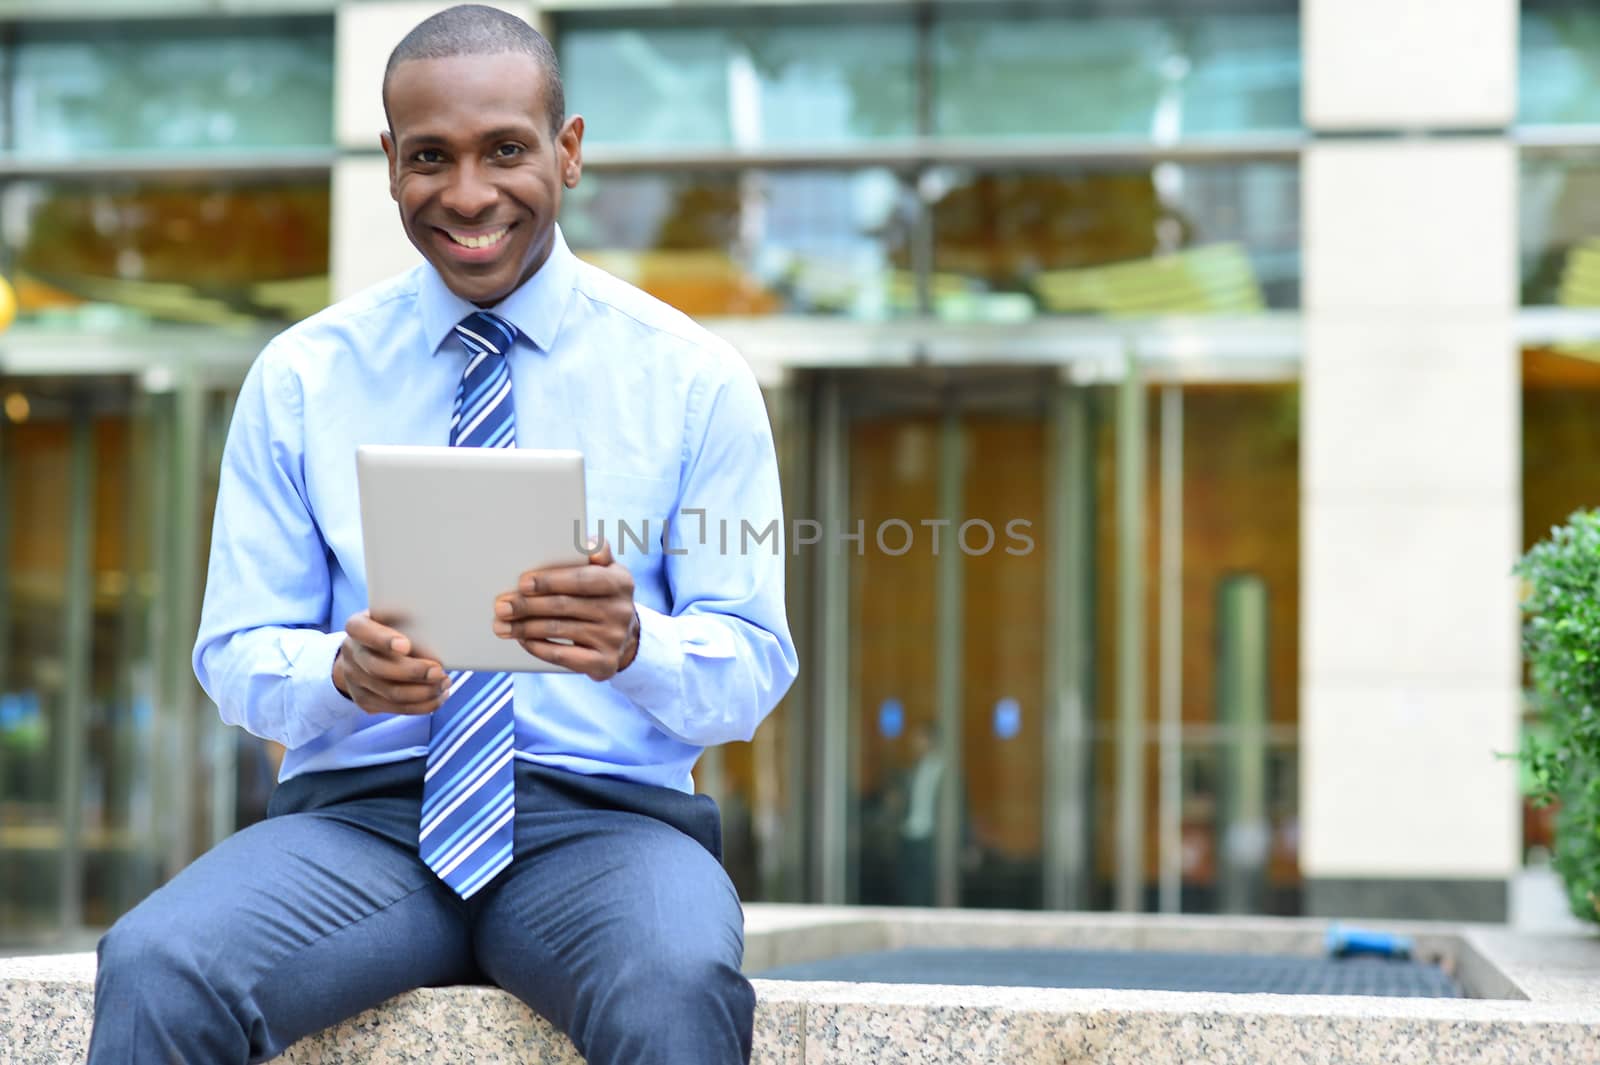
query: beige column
1300 0 1521 920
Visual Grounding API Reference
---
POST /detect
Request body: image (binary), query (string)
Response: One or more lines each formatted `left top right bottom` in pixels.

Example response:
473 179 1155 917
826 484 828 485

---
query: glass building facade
0 0 1590 947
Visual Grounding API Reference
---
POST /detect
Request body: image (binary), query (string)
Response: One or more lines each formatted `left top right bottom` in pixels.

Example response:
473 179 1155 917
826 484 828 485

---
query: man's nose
439 160 497 218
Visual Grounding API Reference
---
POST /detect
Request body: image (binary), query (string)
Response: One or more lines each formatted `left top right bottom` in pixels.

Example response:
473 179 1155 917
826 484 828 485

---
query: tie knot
454 311 518 357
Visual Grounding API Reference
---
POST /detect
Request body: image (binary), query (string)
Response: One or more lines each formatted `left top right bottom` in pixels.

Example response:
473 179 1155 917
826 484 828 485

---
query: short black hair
382 4 565 136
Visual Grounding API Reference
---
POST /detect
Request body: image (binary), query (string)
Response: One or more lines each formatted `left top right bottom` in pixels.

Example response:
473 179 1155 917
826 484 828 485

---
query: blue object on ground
1326 923 1414 959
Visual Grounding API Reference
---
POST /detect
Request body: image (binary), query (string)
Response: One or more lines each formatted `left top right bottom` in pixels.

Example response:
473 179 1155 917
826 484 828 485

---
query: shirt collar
419 222 577 357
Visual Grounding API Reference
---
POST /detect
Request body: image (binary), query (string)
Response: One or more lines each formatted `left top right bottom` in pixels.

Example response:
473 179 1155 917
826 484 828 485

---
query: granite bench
6 904 1600 1064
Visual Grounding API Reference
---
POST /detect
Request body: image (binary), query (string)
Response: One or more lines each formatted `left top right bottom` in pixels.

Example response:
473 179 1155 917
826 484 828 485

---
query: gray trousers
86 757 752 1064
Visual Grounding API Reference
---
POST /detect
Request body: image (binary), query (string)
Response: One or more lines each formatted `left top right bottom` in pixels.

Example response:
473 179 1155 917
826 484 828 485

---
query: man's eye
413 150 444 164
495 144 525 158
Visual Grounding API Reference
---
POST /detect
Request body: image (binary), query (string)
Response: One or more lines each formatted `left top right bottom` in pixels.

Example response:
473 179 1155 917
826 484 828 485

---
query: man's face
381 52 583 307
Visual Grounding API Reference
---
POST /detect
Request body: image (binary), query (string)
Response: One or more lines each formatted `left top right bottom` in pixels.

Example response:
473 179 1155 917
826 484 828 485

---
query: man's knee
98 903 212 1006
583 948 754 1063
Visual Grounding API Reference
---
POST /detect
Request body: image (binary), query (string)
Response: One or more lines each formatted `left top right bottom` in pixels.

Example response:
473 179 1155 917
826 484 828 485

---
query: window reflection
1521 155 1600 306
3 178 331 327
932 3 1300 140
928 163 1300 320
558 12 917 148
1520 3 1600 128
559 4 1300 148
11 18 334 157
561 169 916 318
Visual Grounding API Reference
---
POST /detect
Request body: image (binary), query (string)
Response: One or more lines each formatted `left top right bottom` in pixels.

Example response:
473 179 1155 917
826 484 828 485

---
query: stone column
1300 0 1521 920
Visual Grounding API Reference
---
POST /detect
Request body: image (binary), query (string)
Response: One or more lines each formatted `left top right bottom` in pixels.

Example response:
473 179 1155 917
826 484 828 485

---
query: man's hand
494 538 640 681
333 611 451 716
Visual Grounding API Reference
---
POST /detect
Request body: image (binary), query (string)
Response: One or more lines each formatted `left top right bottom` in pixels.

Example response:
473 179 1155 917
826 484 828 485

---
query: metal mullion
1516 127 1600 153
1114 347 1147 913
0 153 336 181
814 375 850 904
0 20 15 157
145 389 178 882
697 313 1305 375
59 396 95 935
933 408 964 908
0 1 340 22
577 135 1305 174
110 384 152 918
1043 379 1093 911
542 0 927 10
784 378 815 902
1179 722 1300 746
765 376 809 901
914 0 934 139
155 370 205 871
1157 385 1184 914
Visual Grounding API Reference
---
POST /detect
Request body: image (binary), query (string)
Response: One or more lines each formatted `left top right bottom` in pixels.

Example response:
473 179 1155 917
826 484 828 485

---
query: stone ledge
5 905 1600 1064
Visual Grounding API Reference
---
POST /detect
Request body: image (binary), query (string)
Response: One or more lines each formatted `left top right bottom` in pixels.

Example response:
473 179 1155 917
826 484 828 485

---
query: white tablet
355 444 589 673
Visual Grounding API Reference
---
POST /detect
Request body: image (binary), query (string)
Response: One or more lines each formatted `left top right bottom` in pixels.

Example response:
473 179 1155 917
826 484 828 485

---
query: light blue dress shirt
193 226 798 793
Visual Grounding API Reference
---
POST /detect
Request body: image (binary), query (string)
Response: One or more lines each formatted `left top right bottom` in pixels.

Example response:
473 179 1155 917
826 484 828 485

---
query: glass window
1 176 331 328
557 11 918 148
932 3 1300 141
1520 3 1600 128
1521 154 1600 306
561 169 917 318
927 162 1300 321
11 18 334 157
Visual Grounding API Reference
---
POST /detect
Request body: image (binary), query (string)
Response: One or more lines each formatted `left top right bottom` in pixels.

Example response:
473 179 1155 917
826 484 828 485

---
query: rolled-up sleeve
192 343 364 749
608 350 798 745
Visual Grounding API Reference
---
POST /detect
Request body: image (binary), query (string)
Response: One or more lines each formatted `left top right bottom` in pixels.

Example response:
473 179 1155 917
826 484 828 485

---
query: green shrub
1515 508 1600 925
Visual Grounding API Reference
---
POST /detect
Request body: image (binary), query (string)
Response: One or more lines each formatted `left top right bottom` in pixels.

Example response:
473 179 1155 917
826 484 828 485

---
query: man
897 721 943 906
86 6 796 1064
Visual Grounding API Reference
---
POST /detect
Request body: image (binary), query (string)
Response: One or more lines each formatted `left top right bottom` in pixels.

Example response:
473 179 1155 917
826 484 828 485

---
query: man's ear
558 116 585 189
379 130 400 202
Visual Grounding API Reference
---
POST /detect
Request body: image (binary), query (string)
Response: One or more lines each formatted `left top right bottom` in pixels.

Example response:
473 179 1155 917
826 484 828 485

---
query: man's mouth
440 225 511 250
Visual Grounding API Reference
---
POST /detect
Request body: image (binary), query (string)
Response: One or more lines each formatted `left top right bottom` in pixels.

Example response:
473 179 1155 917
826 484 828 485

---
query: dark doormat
755 947 1464 998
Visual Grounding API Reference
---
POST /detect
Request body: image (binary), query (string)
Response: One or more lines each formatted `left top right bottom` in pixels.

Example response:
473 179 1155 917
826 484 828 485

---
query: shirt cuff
290 629 365 741
609 602 684 717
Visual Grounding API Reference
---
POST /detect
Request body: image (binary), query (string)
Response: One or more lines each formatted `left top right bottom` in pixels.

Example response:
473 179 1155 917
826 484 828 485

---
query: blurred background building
0 0 1591 950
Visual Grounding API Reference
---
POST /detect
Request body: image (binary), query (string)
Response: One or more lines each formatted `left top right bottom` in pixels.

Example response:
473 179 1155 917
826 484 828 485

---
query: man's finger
519 639 613 680
348 676 444 717
364 674 451 710
346 611 415 656
517 563 629 598
496 591 605 623
346 639 445 685
500 617 609 649
587 537 615 567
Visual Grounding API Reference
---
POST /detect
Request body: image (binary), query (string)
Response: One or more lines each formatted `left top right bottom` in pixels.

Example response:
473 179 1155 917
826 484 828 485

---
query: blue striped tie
420 310 519 899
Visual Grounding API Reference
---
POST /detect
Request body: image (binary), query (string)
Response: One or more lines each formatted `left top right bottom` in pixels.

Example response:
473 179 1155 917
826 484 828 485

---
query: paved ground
756 947 1464 998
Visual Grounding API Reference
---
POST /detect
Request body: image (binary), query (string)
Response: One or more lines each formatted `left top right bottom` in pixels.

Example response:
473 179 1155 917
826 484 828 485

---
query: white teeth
447 227 508 249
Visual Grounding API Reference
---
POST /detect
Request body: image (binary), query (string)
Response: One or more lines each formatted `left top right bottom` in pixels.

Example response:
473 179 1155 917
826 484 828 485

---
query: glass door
0 369 248 947
840 369 1078 909
0 375 166 944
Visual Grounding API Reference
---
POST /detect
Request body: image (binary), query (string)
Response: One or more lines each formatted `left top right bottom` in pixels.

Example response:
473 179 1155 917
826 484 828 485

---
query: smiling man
83 6 796 1065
